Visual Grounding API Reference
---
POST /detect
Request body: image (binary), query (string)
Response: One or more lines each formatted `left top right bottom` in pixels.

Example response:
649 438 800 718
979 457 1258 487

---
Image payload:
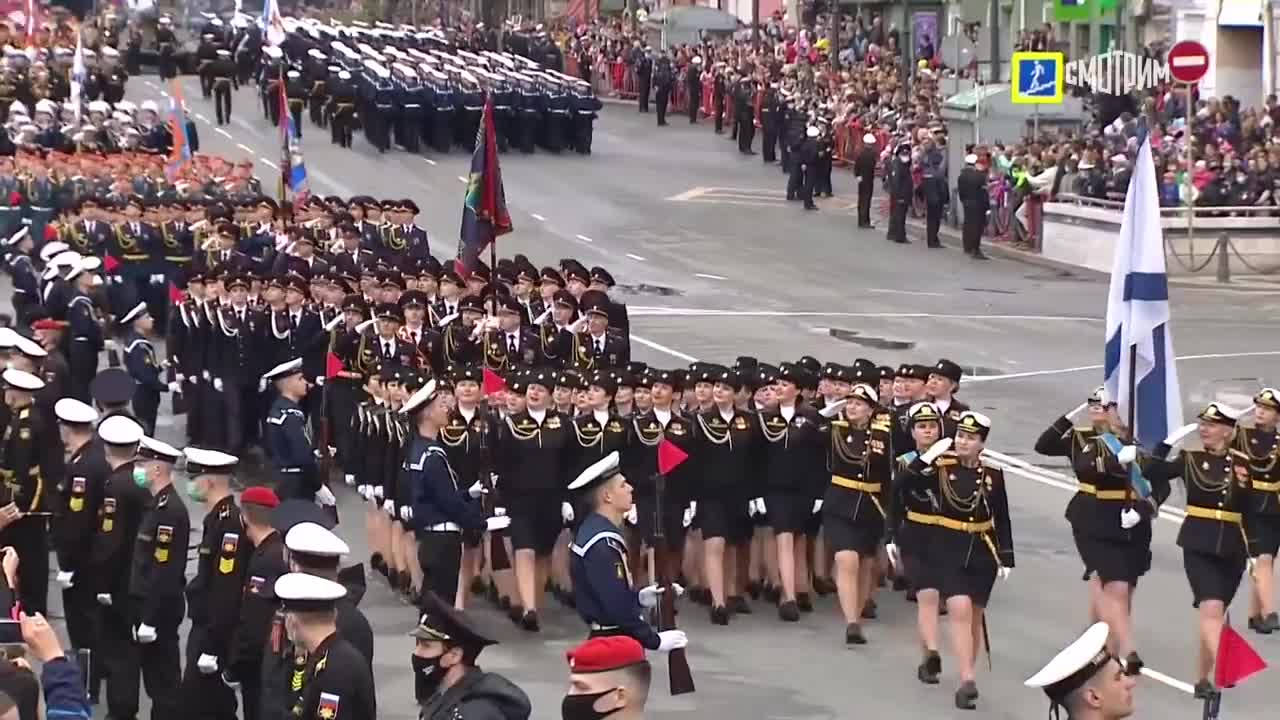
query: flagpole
486 92 498 279
1202 689 1221 720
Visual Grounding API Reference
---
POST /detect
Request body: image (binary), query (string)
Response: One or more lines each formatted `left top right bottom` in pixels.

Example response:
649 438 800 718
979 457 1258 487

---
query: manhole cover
617 283 683 297
828 328 915 350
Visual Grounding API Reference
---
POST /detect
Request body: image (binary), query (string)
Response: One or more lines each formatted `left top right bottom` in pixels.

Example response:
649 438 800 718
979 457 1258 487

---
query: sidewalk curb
904 219 1106 279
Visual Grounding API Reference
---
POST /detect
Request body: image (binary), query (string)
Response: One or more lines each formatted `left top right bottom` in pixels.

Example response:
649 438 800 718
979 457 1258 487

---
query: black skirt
1247 512 1280 558
823 512 880 557
1073 532 1152 586
1182 548 1247 608
765 493 813 536
506 490 563 555
698 495 752 543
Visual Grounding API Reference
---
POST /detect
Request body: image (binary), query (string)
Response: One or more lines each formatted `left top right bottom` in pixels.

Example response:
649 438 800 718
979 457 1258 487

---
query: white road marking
628 307 1101 321
630 335 698 363
195 113 208 123
866 288 947 297
575 234 594 244
531 213 546 221
214 128 232 139
626 253 646 261
456 175 467 183
966 350 1280 383
145 80 156 88
236 143 254 153
424 158 437 166
665 186 712 201
259 158 279 169
694 273 727 281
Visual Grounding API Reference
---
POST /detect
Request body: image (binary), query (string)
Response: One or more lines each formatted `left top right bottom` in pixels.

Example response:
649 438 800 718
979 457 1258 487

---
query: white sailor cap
54 398 98 425
115 100 137 113
88 100 111 114
119 301 149 325
38 241 68 262
216 49 231 57
274 572 347 609
264 45 283 59
285 522 350 557
139 436 183 463
956 411 992 438
401 378 440 416
308 48 326 59
263 358 305 383
1254 387 1280 411
806 125 819 138
393 62 414 76
183 447 239 474
159 15 172 24
102 46 119 57
1088 385 1113 406
847 383 878 405
0 328 19 350
4 227 29 246
14 335 46 359
140 99 159 114
97 414 143 445
1024 623 1115 705
327 65 341 73
338 71 351 80
567 450 621 491
65 254 101 281
287 70 301 78
210 17 224 26
34 99 57 115
863 133 877 143
2 367 43 392
1198 402 1243 426
965 153 978 164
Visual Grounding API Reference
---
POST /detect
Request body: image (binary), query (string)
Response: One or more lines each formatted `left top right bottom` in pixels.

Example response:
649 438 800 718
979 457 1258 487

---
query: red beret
31 319 68 331
240 486 280 509
566 636 646 674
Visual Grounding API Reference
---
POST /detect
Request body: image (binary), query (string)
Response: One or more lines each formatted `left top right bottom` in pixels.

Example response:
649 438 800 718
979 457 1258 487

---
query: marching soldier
263 358 324 502
1023 622 1137 720
223 486 286 720
212 50 236 125
0 368 63 615
180 446 251 719
120 302 171 435
67 258 105 402
1242 388 1280 634
130 436 189 719
927 359 970 437
900 412 1015 709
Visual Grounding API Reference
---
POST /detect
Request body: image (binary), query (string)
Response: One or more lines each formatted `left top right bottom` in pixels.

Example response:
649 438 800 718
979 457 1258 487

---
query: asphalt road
93 76 1280 719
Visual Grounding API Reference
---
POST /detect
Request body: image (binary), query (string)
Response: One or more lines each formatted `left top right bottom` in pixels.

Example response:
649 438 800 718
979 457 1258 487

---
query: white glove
175 372 185 383
885 542 902 571
314 486 336 506
921 437 954 463
819 399 848 418
374 485 385 500
624 505 638 525
569 315 589 334
314 376 325 386
96 593 112 606
682 504 695 528
486 515 512 531
201 369 211 381
1066 400 1090 419
167 381 181 393
344 474 356 486
197 653 219 674
382 499 395 515
468 481 487 498
1117 445 1138 465
357 484 369 499
657 630 689 652
494 507 507 517
638 583 684 608
134 623 157 644
186 374 199 385
213 377 224 392
747 499 758 516
812 499 824 514
55 571 74 589
400 506 413 522
258 378 268 393
1120 508 1141 530
754 497 767 515
997 567 1013 581
561 501 575 523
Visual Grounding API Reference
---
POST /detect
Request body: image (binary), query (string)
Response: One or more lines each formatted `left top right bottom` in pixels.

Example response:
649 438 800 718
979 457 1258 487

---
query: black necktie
384 342 393 358
509 334 518 355
595 338 604 356
411 331 419 346
290 314 298 330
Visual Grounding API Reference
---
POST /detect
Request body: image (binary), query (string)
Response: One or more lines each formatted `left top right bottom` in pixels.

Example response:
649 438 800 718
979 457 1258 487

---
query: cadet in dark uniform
569 451 688 654
1142 402 1251 699
283 521 375 668
67 263 104 402
180 446 252 719
412 591 532 719
212 50 236 125
402 378 498 608
120 302 170 435
855 134 878 228
274 572 377 720
1034 386 1161 670
223 486 285 720
263 358 321 501
1242 388 1280 634
0 368 63 615
957 154 990 259
51 398 109 701
901 412 1015 709
129 435 189 720
887 142 914 244
89 415 152 720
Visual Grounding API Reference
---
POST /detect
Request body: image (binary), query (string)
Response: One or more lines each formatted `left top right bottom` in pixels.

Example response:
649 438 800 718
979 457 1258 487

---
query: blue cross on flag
1011 52 1065 104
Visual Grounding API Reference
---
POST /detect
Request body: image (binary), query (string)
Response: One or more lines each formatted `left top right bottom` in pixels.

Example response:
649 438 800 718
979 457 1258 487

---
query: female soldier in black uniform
1239 388 1280 634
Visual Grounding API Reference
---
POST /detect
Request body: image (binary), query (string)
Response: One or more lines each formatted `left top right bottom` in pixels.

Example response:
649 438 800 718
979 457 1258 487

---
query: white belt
427 522 460 532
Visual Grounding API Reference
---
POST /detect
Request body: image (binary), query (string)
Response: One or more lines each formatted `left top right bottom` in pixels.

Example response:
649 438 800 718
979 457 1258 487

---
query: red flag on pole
102 255 120 273
482 367 507 396
168 283 185 304
1215 622 1267 688
325 352 344 379
657 439 689 475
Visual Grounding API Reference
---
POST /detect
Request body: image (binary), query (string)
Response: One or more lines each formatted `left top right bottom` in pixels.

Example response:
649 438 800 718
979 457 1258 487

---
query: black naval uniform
958 162 990 256
497 407 572 556
854 143 878 228
822 411 893 556
128 483 190 719
406 432 486 607
90 461 151 720
182 494 251 719
68 292 104 402
887 152 913 243
0 400 63 615
264 395 319 500
290 632 377 720
622 407 698 551
571 511 662 649
124 329 166 435
226 530 287 720
53 437 111 697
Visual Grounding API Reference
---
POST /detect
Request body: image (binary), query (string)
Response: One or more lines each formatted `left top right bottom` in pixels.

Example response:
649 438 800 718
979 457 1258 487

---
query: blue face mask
132 466 149 489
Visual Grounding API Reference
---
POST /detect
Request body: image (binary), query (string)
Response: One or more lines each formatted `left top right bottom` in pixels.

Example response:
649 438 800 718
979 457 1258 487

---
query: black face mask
561 690 622 720
412 654 446 701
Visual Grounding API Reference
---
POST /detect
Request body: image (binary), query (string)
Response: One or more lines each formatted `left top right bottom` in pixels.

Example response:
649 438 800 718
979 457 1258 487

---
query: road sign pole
1033 103 1039 138
1186 82 1195 258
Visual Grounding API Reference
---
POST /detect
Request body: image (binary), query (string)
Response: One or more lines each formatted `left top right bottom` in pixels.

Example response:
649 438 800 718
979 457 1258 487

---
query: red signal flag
1215 622 1267 689
102 255 121 273
657 438 689 475
482 367 507 396
325 352 344 379
168 283 185 304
